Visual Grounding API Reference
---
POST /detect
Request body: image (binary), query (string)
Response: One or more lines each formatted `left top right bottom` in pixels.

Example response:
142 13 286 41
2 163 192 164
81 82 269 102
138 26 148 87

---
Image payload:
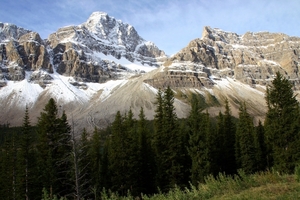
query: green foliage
254 120 267 171
187 93 212 185
213 100 237 175
295 165 300 182
142 170 299 200
36 98 72 197
153 86 188 191
41 188 67 200
235 102 257 174
265 72 300 173
136 107 156 194
222 100 237 174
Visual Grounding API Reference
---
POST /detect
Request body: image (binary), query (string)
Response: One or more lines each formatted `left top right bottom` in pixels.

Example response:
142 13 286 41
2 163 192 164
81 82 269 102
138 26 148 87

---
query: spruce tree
0 134 18 200
153 88 167 189
36 98 72 198
56 111 72 197
212 111 225 175
222 100 236 175
108 111 130 195
235 102 256 174
136 107 156 194
89 127 103 197
153 87 185 191
265 72 300 173
254 120 267 171
76 128 92 199
122 108 142 196
18 106 35 200
188 94 210 185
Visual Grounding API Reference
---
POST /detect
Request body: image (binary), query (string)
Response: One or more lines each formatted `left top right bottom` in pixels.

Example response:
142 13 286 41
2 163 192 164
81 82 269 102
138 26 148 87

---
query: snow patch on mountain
99 79 128 102
92 52 157 73
0 71 43 108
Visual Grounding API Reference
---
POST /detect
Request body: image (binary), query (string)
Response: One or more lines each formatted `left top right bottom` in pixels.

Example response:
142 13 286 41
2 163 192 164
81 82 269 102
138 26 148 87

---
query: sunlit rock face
161 26 300 89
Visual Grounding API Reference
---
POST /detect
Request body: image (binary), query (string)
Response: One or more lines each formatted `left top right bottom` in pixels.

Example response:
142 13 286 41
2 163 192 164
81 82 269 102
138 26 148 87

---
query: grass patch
103 170 300 200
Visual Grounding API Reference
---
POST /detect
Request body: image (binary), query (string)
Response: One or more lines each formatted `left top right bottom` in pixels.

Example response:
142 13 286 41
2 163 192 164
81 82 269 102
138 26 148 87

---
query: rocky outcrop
0 30 52 82
166 26 300 89
55 46 119 82
144 64 214 89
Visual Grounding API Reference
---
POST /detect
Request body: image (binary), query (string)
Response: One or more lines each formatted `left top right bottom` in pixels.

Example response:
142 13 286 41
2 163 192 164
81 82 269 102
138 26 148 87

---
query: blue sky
1 0 299 55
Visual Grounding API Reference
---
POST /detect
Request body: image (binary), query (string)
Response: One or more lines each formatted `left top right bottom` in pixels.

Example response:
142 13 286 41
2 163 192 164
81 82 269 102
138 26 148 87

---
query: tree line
0 72 300 199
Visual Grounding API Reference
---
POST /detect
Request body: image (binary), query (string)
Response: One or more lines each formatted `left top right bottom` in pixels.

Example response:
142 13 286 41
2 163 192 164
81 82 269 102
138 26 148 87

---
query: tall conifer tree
254 120 267 171
137 107 156 194
235 102 256 174
188 94 210 185
223 100 236 174
265 72 300 173
36 98 72 198
153 87 185 191
18 106 35 200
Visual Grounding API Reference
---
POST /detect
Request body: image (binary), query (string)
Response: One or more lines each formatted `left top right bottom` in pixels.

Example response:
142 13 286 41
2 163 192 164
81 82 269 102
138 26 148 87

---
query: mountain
1 13 300 131
144 26 300 119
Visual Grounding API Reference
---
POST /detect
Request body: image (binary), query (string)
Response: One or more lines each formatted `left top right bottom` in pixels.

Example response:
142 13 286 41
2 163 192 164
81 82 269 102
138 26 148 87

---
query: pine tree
212 111 225 175
136 107 156 194
76 128 92 199
222 100 236 174
265 72 300 173
0 137 14 199
122 108 141 196
89 127 103 197
188 94 210 185
235 102 256 174
153 88 167 189
18 106 35 200
108 111 130 195
36 98 72 198
153 87 185 191
56 111 72 197
0 132 20 200
254 120 267 171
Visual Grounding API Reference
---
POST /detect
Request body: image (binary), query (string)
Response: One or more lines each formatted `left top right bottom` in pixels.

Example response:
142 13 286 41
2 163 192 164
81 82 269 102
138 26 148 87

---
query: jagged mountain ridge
0 12 166 84
1 13 300 131
152 26 300 89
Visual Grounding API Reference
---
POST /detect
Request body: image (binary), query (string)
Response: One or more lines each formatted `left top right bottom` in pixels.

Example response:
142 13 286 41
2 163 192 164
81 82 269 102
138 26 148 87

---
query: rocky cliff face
0 25 52 86
150 26 300 89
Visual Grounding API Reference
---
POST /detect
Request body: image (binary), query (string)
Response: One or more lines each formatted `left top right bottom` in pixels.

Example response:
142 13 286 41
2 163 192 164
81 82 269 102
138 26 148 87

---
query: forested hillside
1 72 300 199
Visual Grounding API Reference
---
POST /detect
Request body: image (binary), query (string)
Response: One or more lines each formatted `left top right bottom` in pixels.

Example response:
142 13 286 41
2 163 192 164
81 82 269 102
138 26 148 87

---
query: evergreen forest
1 72 300 199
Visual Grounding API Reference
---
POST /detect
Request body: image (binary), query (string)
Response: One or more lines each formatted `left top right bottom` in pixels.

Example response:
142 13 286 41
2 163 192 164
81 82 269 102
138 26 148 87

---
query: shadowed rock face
159 26 300 89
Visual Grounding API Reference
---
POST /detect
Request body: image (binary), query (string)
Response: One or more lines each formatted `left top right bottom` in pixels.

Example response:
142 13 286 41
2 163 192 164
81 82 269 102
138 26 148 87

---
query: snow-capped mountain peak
83 11 143 49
